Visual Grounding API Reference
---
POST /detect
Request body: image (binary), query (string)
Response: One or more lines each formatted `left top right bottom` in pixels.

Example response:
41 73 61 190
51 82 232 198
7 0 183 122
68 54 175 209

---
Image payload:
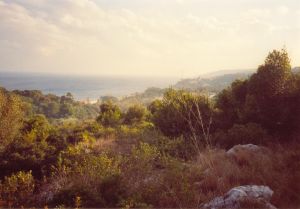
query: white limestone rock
226 144 269 159
202 185 276 209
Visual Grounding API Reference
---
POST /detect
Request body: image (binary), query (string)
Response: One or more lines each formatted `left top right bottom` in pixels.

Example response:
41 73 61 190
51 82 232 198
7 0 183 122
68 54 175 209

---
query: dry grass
35 137 300 208
93 137 139 155
93 139 300 208
194 141 300 208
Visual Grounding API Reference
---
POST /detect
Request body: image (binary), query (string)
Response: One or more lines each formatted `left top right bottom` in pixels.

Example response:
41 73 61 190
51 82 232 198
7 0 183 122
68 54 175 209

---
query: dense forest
0 49 300 208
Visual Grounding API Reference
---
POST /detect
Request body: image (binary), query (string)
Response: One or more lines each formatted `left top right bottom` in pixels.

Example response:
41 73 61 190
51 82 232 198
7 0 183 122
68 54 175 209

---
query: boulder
202 185 276 209
226 144 267 157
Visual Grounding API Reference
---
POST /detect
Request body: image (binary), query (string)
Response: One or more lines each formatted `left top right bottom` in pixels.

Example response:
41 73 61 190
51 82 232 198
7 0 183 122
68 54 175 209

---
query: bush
153 89 213 139
45 151 122 207
0 171 35 207
213 123 270 149
0 89 24 150
124 104 148 125
96 101 121 127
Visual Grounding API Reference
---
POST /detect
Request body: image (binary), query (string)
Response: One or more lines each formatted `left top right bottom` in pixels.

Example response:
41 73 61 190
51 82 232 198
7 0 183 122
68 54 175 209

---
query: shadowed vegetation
0 49 300 208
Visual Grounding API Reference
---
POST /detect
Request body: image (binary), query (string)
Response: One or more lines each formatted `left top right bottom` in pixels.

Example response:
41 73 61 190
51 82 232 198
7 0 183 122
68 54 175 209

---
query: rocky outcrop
202 185 276 209
226 144 269 158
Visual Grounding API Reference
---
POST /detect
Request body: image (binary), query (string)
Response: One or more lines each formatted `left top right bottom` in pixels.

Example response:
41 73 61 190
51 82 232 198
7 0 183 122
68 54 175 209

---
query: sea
0 72 179 101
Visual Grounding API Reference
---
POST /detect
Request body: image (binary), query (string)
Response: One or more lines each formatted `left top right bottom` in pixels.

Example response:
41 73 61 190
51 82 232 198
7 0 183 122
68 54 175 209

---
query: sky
0 0 299 77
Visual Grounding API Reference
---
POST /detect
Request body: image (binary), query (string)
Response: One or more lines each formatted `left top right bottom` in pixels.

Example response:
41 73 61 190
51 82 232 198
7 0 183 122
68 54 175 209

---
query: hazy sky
0 0 299 77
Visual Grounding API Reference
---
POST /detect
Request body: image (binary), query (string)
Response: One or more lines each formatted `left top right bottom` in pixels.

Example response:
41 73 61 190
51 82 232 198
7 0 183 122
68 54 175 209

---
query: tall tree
0 88 24 150
249 49 292 98
247 49 293 132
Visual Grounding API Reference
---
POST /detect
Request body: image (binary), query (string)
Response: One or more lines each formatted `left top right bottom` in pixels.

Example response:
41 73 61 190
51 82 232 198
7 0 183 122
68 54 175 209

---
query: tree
153 89 213 148
215 49 298 135
124 104 148 125
0 114 52 179
248 49 292 99
0 171 35 207
96 101 121 127
0 88 24 151
100 96 118 103
59 103 74 118
22 114 51 142
61 92 74 104
247 49 294 133
148 99 162 115
215 79 248 129
213 123 269 149
45 102 60 118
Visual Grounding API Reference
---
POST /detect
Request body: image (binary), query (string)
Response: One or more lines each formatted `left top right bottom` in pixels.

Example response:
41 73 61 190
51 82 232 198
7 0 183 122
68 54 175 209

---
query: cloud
277 6 289 15
176 0 185 4
0 0 299 76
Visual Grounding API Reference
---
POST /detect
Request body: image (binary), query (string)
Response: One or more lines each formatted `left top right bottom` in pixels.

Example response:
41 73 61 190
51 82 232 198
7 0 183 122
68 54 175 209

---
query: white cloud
0 0 299 76
277 6 289 15
176 0 185 4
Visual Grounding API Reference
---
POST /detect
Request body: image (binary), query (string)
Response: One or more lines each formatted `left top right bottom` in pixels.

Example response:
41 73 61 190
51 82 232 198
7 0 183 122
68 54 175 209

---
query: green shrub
96 101 121 127
152 89 213 138
49 153 122 207
213 123 270 149
0 89 24 150
0 171 35 207
124 104 149 125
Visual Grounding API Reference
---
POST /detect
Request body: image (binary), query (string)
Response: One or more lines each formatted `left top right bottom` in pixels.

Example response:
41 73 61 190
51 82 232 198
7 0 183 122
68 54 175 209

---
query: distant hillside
174 70 253 92
175 67 300 92
101 87 165 110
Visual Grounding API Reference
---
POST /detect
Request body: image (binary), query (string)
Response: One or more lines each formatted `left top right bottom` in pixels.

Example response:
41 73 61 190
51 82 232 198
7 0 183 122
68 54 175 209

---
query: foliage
0 89 24 150
96 101 122 127
249 49 292 98
215 79 248 129
124 104 148 125
100 96 118 103
49 152 122 207
0 171 35 207
152 89 213 138
216 49 300 136
117 87 165 110
0 49 300 208
212 123 270 149
246 49 294 132
148 99 162 115
13 90 98 119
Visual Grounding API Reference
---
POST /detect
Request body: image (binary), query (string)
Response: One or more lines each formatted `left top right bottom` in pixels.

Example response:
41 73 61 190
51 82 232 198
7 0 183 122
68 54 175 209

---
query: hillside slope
175 67 299 92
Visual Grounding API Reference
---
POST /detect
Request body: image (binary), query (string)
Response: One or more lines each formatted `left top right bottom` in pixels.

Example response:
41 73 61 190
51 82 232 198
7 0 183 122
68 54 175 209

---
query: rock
226 144 268 158
201 185 276 209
